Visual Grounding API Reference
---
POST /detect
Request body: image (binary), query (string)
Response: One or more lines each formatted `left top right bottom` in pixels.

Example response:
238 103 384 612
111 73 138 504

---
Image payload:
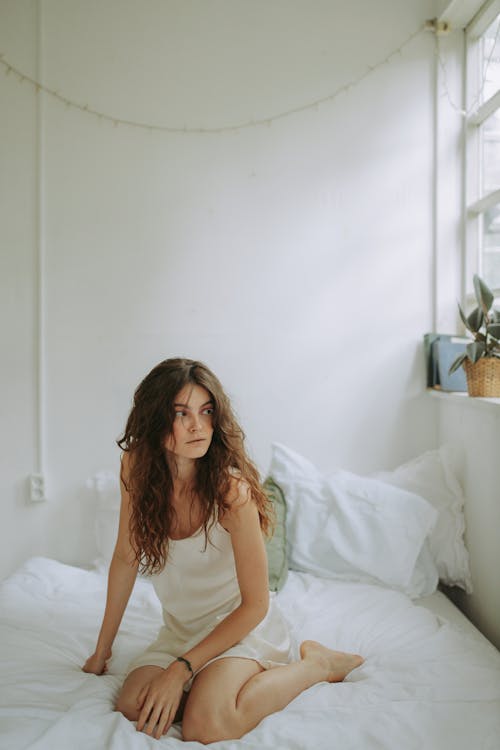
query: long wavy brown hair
117 357 273 575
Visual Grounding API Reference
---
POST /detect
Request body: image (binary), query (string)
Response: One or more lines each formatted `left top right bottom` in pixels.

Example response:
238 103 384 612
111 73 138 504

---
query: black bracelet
176 656 194 677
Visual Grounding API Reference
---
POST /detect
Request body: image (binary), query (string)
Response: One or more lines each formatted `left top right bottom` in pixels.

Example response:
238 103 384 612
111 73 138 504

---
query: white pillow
373 446 472 593
87 471 120 567
269 443 438 597
407 539 440 598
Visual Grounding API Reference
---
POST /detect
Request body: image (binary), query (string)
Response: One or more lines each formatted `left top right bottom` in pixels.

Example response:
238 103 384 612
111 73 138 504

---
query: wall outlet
29 473 47 502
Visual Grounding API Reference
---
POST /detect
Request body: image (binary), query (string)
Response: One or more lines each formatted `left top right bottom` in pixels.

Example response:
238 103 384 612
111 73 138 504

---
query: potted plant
449 274 500 397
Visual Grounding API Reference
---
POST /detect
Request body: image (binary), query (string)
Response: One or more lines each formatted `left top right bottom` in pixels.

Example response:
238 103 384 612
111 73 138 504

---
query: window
466 1 500 293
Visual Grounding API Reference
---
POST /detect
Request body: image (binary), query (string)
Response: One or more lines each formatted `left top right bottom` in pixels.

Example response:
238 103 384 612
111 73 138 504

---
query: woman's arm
182 479 270 672
135 479 270 737
83 455 139 674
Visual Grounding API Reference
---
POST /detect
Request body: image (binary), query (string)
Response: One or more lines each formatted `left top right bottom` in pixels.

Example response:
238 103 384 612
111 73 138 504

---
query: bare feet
299 640 364 683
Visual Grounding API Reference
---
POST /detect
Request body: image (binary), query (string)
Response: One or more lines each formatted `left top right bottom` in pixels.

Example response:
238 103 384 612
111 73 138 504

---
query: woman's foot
299 640 364 683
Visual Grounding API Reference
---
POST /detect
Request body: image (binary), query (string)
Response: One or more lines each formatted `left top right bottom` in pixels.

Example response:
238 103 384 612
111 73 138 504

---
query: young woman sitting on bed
83 357 363 743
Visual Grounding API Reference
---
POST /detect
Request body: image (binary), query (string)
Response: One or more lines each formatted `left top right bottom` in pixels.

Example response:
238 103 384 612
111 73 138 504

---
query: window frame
465 0 500 296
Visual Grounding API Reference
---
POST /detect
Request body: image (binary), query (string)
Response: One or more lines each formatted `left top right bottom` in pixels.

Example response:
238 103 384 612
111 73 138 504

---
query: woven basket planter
464 357 500 397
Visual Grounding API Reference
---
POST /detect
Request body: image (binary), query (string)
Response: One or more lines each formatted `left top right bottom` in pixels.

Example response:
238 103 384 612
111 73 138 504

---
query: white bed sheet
1 557 499 750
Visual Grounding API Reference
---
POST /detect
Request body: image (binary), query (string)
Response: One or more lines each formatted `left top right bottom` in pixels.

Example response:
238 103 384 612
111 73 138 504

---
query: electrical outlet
29 474 47 502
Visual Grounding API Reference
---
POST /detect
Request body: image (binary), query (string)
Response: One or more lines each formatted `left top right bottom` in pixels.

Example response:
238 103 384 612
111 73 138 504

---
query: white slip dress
125 521 292 686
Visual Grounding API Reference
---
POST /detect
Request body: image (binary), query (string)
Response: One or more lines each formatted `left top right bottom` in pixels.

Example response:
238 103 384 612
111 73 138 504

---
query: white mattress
417 589 494 646
1 557 499 750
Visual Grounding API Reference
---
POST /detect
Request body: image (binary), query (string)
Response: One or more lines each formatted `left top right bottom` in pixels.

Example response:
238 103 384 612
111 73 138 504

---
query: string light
433 17 500 118
0 22 426 135
434 34 468 116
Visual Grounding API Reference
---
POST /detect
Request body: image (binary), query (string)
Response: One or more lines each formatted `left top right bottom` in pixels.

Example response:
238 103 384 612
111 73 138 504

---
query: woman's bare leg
115 665 187 724
182 641 363 744
115 666 165 721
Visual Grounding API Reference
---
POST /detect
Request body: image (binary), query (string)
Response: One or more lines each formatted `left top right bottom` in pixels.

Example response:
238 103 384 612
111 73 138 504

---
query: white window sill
427 388 500 412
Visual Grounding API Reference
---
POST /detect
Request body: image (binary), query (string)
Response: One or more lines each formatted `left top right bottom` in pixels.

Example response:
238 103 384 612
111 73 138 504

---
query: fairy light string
1 22 429 134
433 16 500 118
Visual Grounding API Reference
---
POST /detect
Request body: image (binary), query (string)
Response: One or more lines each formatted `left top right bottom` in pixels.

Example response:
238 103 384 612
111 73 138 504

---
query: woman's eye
175 411 186 418
202 408 214 416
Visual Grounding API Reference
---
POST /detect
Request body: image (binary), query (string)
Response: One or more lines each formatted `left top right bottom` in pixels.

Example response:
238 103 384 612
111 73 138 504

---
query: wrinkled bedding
1 557 499 750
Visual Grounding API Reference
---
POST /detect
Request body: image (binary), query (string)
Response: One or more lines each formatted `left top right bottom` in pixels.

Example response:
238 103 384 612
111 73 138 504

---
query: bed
1 443 500 750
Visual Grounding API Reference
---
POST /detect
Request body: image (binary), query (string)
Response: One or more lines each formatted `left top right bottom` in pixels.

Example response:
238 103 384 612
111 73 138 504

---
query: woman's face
164 383 214 460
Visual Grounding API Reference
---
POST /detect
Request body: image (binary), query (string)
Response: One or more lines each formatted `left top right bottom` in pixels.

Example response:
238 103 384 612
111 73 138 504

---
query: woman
83 358 363 743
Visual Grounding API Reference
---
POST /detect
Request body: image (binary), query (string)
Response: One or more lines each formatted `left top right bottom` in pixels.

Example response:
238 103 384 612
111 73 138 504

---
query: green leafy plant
449 274 500 375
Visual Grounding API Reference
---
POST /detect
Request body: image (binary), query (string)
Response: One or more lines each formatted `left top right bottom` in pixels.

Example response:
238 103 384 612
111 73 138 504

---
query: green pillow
263 477 288 592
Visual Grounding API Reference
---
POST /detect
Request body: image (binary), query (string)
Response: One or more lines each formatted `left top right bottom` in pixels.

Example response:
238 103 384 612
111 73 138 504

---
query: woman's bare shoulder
218 473 252 529
225 470 251 507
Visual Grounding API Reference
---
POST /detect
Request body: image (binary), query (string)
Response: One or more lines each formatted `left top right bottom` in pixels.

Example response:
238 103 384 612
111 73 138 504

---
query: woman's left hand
136 661 190 739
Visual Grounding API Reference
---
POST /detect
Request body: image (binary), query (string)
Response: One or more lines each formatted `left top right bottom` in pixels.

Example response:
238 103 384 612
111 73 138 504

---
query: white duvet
1 557 499 750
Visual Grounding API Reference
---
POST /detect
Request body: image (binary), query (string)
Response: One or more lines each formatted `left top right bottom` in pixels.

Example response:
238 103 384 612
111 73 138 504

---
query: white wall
1 0 438 578
431 2 500 650
435 395 500 649
0 1 49 577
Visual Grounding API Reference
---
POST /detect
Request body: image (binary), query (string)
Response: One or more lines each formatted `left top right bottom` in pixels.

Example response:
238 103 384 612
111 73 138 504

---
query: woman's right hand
82 648 112 675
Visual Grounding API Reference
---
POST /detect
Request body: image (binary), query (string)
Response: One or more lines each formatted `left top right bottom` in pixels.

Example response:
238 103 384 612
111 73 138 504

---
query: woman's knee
115 691 139 722
114 665 163 723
